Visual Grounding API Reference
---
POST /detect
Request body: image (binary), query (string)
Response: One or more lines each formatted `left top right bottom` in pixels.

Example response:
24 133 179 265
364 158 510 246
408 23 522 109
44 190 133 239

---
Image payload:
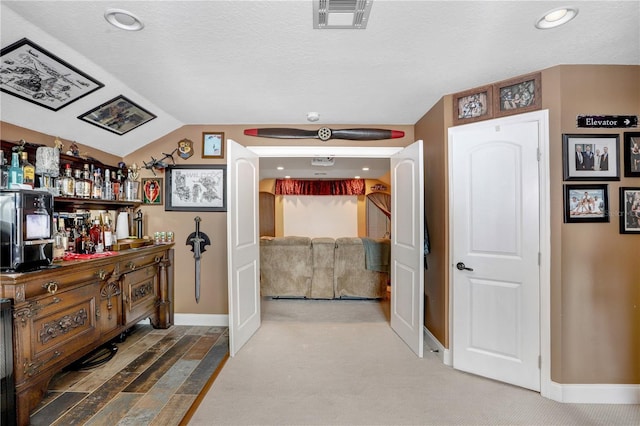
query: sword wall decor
186 216 211 303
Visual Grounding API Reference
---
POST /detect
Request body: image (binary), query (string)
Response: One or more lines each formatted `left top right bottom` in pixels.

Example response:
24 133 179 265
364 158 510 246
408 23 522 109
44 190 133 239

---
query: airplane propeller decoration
243 127 404 141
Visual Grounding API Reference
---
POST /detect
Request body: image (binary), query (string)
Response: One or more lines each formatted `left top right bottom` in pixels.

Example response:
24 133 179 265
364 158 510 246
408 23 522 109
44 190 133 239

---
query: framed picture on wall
619 187 640 234
493 72 541 118
562 134 620 181
623 132 640 177
78 95 156 135
452 85 493 126
165 165 226 211
202 132 225 158
564 184 609 223
141 177 163 205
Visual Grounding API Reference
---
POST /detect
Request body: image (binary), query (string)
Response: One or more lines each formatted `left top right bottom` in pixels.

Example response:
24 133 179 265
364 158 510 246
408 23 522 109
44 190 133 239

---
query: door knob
456 262 474 271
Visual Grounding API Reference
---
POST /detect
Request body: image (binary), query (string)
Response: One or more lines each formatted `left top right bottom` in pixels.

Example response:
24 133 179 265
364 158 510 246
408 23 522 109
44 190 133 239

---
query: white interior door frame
447 110 551 398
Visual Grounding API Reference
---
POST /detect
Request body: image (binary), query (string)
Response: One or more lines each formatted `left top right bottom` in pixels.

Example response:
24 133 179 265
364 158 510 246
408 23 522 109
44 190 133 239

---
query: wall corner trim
548 381 640 404
174 313 229 327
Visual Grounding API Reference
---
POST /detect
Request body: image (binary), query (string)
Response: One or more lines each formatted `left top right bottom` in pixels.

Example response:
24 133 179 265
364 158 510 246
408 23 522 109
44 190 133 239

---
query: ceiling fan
243 127 405 141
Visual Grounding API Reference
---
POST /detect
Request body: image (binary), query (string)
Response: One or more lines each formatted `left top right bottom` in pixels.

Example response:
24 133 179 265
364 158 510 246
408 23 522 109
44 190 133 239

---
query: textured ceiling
1 1 639 160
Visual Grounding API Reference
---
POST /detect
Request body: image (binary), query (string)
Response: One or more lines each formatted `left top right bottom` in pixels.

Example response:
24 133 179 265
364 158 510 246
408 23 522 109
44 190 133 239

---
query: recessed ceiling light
285 175 291 179
362 167 369 171
535 7 578 29
105 8 144 31
307 112 320 122
277 166 284 170
355 175 361 179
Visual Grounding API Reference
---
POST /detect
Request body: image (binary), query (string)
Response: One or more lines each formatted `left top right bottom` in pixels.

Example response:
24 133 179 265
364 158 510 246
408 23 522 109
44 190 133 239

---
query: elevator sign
577 115 638 128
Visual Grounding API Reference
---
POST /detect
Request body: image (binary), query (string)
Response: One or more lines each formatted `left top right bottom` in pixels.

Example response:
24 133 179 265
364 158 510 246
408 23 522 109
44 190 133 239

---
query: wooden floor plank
30 391 88 426
182 335 217 361
149 394 196 426
82 392 142 426
177 334 229 395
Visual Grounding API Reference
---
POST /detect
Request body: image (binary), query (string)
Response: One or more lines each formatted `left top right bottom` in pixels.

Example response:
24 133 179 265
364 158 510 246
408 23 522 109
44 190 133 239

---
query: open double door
226 140 425 357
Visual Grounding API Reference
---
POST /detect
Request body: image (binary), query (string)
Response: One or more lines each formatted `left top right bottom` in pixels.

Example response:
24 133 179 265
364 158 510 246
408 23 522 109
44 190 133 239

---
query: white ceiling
1 1 639 178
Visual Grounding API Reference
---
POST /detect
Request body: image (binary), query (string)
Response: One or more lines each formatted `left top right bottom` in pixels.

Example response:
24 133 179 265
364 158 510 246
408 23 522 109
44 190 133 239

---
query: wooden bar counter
0 244 174 426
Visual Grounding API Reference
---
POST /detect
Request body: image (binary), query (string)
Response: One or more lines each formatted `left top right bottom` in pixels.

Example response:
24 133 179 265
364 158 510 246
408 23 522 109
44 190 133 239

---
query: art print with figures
564 184 609 223
165 165 227 211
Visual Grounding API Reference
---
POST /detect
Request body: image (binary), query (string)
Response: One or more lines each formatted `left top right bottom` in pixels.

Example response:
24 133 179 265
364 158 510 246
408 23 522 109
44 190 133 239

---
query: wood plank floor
30 324 229 426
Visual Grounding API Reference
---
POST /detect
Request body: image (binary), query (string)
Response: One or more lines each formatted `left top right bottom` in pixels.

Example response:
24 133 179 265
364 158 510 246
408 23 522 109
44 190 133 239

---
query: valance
275 179 365 196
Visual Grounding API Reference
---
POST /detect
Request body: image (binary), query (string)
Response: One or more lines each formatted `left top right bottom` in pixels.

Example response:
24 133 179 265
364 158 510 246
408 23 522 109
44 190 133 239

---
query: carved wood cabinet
0 244 174 426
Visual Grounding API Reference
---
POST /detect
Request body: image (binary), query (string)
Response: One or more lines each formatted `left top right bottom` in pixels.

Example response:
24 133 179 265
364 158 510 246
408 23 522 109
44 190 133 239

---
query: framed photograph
623 132 640 177
564 184 609 223
493 72 541 118
452 85 493 126
562 134 620 181
141 177 163 205
202 132 225 158
619 187 640 233
78 95 156 135
0 38 104 111
165 165 226 212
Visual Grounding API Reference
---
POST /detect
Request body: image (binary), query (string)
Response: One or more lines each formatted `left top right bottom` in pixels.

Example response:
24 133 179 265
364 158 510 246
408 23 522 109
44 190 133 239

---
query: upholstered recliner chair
333 237 388 299
259 236 313 298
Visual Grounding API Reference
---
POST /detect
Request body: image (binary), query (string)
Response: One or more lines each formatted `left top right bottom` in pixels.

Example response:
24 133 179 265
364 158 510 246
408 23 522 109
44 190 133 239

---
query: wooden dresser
0 244 174 426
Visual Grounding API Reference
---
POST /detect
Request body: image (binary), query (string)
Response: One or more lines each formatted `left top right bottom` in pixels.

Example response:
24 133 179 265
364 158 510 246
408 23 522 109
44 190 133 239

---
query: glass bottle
73 169 85 198
53 217 67 260
102 212 113 251
89 217 103 253
0 150 8 189
82 165 93 198
20 151 35 188
111 170 120 201
92 168 103 199
60 164 76 197
103 168 113 200
8 151 24 187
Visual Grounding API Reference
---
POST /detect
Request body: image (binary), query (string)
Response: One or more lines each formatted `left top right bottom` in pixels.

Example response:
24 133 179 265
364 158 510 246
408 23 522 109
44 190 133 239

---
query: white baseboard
174 313 229 327
548 381 640 404
423 326 452 365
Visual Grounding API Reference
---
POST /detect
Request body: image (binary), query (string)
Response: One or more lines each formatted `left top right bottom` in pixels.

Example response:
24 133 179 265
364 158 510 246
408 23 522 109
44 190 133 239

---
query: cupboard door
98 279 122 337
121 265 158 327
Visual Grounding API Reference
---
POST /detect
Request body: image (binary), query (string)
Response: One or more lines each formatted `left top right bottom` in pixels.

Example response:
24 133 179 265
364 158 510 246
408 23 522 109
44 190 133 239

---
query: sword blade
195 257 201 303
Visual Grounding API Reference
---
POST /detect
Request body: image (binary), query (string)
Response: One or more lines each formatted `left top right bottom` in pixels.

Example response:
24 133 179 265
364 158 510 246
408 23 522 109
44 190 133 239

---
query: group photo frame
452 85 493 126
165 165 227 212
562 134 620 181
623 132 640 177
619 187 640 234
78 95 156 135
564 184 609 223
493 72 541 118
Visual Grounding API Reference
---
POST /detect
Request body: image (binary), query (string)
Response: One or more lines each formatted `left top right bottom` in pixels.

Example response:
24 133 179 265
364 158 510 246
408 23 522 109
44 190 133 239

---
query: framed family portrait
623 132 640 177
619 187 640 234
165 165 227 212
78 95 156 135
141 177 163 205
452 85 493 126
202 132 225 158
564 184 609 223
0 38 104 111
562 134 619 180
493 72 541 118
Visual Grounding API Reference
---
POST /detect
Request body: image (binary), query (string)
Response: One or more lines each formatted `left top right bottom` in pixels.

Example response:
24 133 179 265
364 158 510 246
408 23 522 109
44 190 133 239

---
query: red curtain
275 179 365 196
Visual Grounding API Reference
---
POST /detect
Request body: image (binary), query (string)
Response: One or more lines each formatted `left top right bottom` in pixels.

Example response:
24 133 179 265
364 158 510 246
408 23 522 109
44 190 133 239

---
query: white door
390 140 424 357
450 118 541 391
227 139 261 356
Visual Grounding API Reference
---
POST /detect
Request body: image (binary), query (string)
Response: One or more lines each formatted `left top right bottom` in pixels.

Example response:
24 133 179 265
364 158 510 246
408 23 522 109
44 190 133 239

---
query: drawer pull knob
96 269 107 280
43 282 58 294
126 261 136 270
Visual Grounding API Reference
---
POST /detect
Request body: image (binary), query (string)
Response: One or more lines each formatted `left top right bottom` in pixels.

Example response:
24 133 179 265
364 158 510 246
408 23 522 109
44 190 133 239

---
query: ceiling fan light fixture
105 8 145 31
535 7 578 29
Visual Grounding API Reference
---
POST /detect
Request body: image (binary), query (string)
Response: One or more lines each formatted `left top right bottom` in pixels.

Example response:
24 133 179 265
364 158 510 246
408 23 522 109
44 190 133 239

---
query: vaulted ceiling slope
1 1 639 157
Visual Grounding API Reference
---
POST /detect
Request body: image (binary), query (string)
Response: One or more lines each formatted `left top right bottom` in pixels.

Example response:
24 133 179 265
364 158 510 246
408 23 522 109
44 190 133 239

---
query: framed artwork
141 177 163 205
562 134 620 181
202 132 225 158
78 95 156 135
564 184 609 223
619 187 640 234
0 37 104 111
623 132 640 177
493 72 541 118
165 165 227 212
452 85 493 126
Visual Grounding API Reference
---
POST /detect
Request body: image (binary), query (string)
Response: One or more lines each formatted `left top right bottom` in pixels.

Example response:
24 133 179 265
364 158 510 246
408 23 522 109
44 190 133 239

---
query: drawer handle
154 256 161 263
126 261 136 271
95 269 107 280
42 281 58 294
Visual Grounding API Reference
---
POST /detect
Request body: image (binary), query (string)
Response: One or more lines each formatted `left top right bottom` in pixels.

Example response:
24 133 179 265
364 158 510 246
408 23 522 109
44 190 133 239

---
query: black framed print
165 165 226 212
0 38 104 111
78 95 156 135
562 134 620 181
619 187 640 234
564 184 609 223
623 132 640 177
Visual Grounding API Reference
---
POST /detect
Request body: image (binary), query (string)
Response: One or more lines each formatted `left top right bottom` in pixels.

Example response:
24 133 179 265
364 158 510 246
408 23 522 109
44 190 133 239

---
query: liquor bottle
74 169 85 198
102 212 113 251
82 165 93 198
111 170 120 201
92 168 103 199
75 223 87 254
20 151 35 188
89 217 103 252
0 150 8 189
8 151 24 187
103 168 113 200
53 217 67 260
60 164 76 197
115 169 124 200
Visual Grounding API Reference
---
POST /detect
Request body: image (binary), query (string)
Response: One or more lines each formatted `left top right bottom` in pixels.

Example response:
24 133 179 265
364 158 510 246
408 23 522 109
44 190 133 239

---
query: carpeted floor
31 324 229 426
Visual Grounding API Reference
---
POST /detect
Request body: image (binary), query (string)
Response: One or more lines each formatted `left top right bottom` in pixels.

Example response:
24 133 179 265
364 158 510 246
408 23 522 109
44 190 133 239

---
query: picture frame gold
202 132 225 159
452 85 493 126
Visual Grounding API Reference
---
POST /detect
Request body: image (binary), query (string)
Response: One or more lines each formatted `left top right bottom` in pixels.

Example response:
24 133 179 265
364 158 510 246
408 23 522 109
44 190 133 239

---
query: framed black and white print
0 38 104 111
619 187 640 234
78 95 156 135
564 184 609 223
165 165 227 212
623 132 640 177
562 134 620 181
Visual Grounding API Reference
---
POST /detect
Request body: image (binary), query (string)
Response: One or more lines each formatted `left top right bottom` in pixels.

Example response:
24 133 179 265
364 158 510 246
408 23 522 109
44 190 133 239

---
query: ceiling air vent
311 157 335 167
313 0 373 29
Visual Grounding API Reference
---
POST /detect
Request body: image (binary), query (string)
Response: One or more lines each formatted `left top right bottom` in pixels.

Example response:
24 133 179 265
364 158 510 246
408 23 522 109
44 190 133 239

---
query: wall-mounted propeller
243 127 405 141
